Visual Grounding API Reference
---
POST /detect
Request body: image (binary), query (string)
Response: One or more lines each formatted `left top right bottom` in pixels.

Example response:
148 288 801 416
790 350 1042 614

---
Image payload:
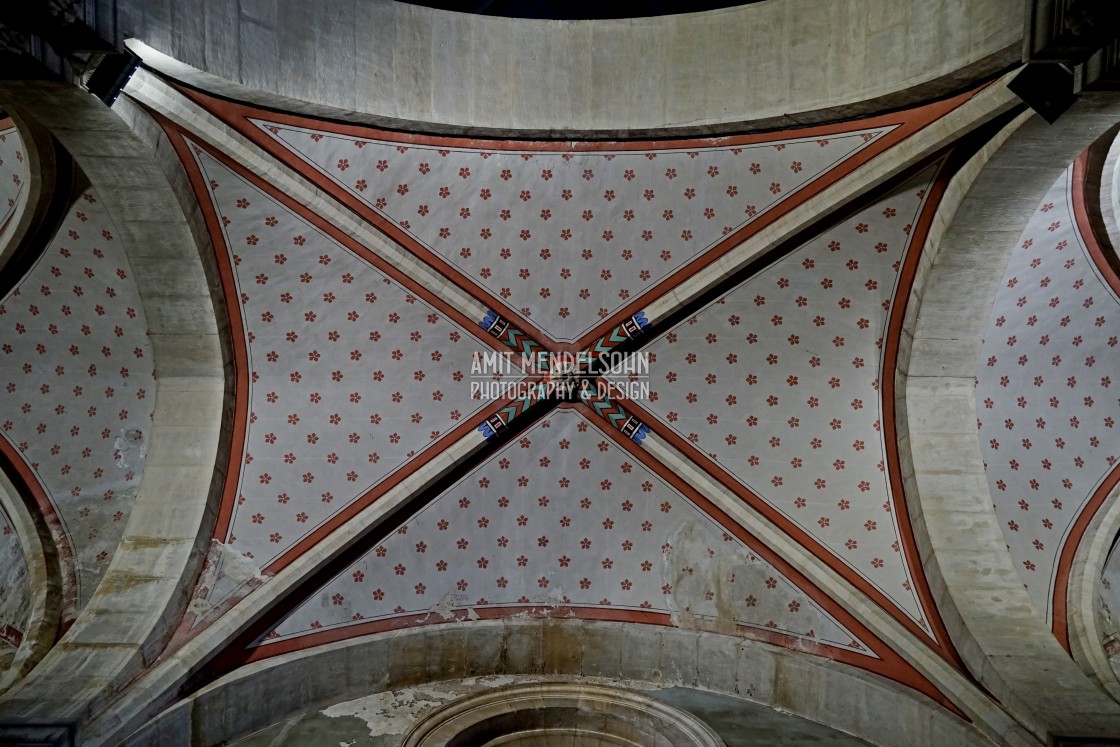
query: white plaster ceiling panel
252 120 893 342
632 168 939 632
0 123 28 248
0 190 154 606
261 409 871 656
187 141 502 568
976 165 1120 619
0 503 29 654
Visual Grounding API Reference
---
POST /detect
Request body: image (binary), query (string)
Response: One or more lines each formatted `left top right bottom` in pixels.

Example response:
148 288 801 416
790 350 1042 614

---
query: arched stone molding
1064 124 1120 706
0 81 224 733
117 0 1021 134
400 680 726 747
1101 124 1120 252
0 466 61 693
0 108 65 695
119 620 1002 747
1068 484 1120 703
900 93 1120 741
229 675 882 746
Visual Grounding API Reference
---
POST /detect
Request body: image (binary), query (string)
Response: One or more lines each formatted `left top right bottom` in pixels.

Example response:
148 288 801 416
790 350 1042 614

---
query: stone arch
119 0 1021 134
116 620 996 747
0 80 225 733
899 93 1120 740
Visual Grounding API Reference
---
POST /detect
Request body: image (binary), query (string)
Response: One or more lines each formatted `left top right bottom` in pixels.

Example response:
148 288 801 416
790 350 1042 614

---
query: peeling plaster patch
112 428 146 471
187 539 265 627
321 674 657 739
321 684 465 738
666 520 825 642
427 590 461 621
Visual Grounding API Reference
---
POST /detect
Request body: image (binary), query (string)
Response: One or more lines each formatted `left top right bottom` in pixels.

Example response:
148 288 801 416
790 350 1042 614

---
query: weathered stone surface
121 0 1020 133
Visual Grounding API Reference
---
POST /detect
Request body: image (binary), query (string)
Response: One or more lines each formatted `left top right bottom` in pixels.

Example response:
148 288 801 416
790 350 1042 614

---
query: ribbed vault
3 6 1120 746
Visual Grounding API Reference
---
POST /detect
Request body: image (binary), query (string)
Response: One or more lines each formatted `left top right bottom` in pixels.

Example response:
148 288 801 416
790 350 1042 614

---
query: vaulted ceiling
2 2 1120 745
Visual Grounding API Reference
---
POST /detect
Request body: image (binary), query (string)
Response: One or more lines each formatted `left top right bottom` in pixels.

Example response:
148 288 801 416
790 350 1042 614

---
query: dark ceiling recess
395 0 759 21
1014 0 1120 122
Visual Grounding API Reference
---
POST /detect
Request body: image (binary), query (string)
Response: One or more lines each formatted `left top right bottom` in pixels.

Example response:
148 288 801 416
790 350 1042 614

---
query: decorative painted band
580 388 651 445
587 311 650 359
480 309 542 361
477 390 544 439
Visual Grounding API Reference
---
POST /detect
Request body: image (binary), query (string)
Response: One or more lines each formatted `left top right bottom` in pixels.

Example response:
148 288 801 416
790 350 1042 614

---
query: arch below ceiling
117 620 998 747
119 0 1022 134
0 468 59 695
0 116 31 267
0 110 70 697
1068 123 1120 705
1101 123 1120 262
0 80 224 730
0 112 61 296
222 678 879 746
899 92 1120 741
1071 483 1120 703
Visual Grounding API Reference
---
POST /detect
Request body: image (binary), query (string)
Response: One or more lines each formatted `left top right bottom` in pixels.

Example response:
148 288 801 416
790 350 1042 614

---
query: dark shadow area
396 0 759 21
